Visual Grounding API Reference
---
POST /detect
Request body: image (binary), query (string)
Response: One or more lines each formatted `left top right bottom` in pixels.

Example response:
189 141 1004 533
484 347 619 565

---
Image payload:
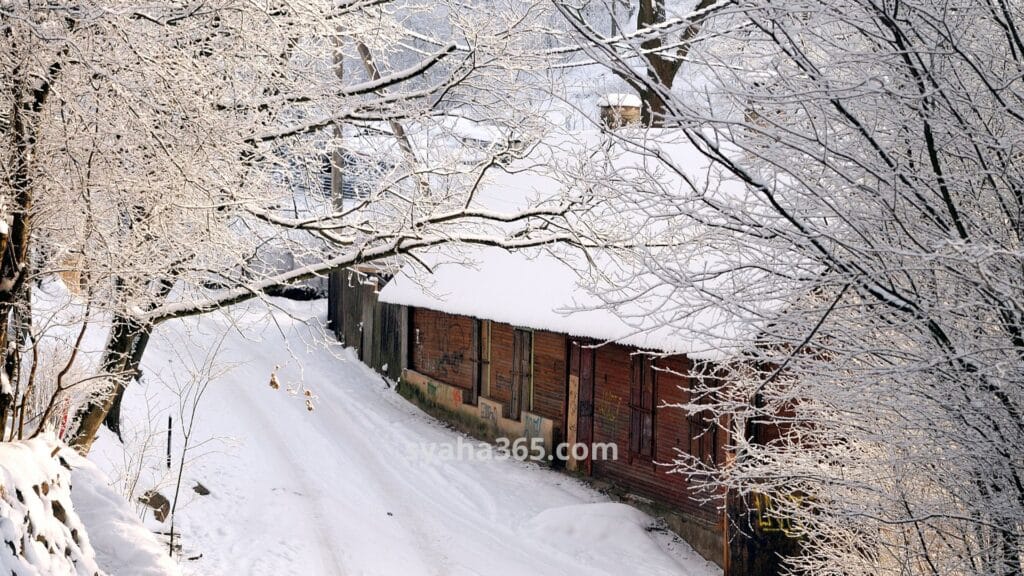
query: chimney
598 93 642 128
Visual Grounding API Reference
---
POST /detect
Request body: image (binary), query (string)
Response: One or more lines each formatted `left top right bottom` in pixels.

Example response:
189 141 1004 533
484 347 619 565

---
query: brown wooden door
567 340 596 475
510 328 532 419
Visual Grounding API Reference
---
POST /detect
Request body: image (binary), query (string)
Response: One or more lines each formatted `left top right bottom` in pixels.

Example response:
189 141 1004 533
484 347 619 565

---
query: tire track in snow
310 364 604 576
309 380 454 575
228 384 347 576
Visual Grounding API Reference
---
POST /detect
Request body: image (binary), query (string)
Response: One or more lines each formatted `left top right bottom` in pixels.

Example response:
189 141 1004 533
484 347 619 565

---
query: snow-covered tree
556 0 1024 574
0 0 579 452
554 0 724 124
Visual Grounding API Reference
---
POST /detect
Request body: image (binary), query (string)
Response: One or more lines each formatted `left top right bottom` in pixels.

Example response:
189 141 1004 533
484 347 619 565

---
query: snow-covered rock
0 438 179 576
0 438 102 576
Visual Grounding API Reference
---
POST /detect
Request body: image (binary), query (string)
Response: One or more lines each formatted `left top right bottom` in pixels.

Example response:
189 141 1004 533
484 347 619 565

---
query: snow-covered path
91 299 720 576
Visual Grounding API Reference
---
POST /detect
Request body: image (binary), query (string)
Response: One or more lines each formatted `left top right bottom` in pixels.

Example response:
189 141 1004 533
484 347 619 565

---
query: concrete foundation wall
402 369 554 456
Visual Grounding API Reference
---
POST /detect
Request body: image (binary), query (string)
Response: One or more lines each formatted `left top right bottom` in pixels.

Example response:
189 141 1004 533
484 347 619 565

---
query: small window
510 328 533 420
629 355 655 459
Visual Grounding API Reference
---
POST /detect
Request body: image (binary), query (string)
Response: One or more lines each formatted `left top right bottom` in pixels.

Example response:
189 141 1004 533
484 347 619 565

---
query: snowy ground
89 298 720 576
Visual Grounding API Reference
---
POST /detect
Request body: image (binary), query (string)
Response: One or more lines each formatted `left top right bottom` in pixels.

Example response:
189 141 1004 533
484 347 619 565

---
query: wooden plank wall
339 271 364 358
361 282 376 366
373 302 405 382
327 269 344 339
328 270 405 381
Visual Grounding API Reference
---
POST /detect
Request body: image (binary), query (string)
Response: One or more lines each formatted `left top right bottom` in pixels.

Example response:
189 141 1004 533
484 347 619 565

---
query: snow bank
66 453 181 576
523 503 691 571
0 438 101 575
0 438 179 576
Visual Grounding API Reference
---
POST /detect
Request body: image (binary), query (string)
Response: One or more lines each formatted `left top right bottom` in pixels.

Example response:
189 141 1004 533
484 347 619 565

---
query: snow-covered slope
90 298 720 576
67 455 182 576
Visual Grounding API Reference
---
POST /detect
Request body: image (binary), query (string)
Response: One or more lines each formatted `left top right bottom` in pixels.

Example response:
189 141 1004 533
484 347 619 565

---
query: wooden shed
333 130 788 575
374 245 748 568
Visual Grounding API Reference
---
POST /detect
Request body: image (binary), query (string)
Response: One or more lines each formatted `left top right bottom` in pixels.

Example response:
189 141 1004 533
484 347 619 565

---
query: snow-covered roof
381 247 762 359
378 130 770 360
597 93 641 108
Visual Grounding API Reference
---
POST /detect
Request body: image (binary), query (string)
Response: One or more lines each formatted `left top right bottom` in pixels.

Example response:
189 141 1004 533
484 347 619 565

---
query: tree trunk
102 325 152 438
69 276 173 453
0 69 47 434
68 314 149 454
634 0 717 127
0 311 12 436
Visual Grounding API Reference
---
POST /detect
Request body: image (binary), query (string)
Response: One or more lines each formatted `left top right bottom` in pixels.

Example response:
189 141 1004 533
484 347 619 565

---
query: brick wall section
530 330 567 430
410 308 475 390
591 344 722 522
411 308 723 524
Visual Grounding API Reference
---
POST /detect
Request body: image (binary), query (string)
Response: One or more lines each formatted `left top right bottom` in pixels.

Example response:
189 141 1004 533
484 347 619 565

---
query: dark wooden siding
373 301 405 382
410 308 476 390
327 269 344 337
360 282 376 366
328 269 405 381
340 272 367 358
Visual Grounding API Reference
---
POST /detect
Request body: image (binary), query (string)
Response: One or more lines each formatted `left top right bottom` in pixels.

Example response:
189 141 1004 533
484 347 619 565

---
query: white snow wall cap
598 93 642 108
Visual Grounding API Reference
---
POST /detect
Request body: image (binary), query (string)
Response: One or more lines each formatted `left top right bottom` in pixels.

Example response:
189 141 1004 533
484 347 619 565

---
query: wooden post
166 415 172 469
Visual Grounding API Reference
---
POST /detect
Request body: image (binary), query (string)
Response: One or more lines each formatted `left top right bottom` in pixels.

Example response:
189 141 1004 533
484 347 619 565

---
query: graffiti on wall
523 412 544 439
480 400 499 428
752 492 802 537
436 350 465 377
419 319 471 379
596 392 624 425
